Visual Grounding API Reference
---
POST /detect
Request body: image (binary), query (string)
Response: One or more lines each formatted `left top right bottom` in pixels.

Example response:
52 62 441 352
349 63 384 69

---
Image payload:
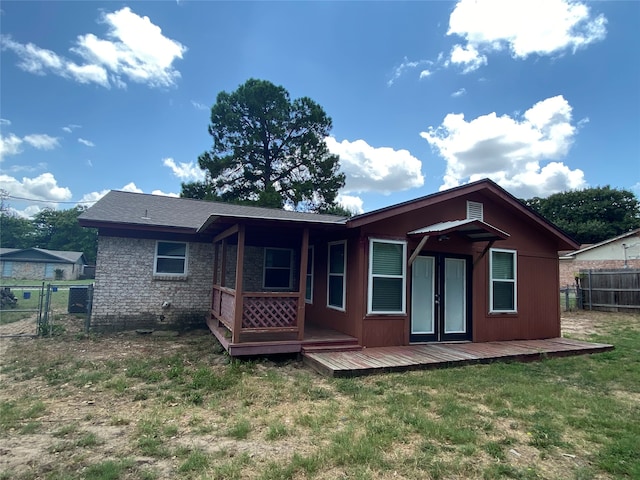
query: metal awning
408 219 510 242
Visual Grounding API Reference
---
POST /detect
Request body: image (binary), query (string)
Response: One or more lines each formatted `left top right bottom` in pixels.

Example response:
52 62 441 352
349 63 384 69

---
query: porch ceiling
408 218 510 242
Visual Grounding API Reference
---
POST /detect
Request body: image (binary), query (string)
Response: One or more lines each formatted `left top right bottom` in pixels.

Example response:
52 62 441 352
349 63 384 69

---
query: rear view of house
79 179 579 354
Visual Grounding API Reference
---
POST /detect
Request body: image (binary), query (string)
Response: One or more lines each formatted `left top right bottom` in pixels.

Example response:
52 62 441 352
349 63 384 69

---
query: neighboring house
79 178 579 354
0 248 88 280
559 228 640 287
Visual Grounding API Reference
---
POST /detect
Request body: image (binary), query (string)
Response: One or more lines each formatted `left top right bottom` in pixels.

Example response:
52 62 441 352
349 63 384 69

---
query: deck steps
301 343 362 354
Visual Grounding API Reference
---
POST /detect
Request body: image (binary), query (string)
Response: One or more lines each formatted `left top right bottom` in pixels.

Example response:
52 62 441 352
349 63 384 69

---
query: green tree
0 213 35 249
523 186 640 244
182 78 346 213
32 207 98 264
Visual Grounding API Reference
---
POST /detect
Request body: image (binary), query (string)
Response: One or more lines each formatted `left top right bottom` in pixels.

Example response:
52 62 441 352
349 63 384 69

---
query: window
327 241 346 310
2 261 13 278
490 248 517 313
44 263 55 279
368 239 406 314
305 246 314 303
264 248 293 289
155 241 188 275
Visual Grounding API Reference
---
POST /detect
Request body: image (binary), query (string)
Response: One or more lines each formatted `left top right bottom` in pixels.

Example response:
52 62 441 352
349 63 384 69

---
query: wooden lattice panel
242 296 298 329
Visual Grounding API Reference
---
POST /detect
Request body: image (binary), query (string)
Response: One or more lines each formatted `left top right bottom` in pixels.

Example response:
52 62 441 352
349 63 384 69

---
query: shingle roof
78 190 348 231
561 228 640 257
0 248 85 263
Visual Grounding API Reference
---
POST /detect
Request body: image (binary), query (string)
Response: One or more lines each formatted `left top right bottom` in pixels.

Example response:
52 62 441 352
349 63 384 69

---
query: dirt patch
561 311 613 339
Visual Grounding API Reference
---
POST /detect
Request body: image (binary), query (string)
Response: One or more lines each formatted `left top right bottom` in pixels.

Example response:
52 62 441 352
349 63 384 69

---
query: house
78 179 579 354
559 229 640 287
0 247 88 281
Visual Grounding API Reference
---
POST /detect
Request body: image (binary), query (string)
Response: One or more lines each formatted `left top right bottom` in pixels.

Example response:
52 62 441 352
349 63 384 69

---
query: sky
1 0 639 218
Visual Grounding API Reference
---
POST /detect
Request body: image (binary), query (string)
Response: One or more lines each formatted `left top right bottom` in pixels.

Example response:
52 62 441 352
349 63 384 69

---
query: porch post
297 228 309 341
220 239 227 288
211 241 221 318
232 224 245 344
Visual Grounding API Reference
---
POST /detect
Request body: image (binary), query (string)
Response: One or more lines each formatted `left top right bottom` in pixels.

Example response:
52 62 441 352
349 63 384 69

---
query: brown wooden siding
308 189 567 348
305 232 361 339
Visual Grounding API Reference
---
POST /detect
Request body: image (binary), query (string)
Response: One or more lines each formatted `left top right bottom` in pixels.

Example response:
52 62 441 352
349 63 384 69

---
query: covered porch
205 221 356 355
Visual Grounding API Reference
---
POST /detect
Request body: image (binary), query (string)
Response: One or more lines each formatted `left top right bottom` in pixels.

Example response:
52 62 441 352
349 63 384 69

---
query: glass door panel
444 258 466 334
411 256 435 335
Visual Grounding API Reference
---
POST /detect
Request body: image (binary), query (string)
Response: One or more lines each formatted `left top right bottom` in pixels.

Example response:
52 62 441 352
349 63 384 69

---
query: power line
1 194 97 205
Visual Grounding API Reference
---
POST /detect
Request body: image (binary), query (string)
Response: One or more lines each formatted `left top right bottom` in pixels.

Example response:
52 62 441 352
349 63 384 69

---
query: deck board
303 338 613 377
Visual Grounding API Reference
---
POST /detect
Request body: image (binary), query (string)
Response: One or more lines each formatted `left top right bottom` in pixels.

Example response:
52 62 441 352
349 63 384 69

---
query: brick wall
0 261 80 280
559 258 640 287
90 236 214 331
218 244 299 292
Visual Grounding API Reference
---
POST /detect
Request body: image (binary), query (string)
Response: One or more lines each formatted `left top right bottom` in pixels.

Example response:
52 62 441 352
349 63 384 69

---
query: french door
410 254 471 342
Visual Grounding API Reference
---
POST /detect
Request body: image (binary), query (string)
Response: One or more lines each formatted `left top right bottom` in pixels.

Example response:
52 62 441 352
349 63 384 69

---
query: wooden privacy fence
577 269 640 312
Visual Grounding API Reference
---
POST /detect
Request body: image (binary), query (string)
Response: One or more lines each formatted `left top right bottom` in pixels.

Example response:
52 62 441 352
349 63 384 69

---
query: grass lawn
0 311 638 479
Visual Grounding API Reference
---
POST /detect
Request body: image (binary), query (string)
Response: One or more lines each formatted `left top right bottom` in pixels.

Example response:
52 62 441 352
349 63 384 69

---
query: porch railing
212 286 236 330
211 286 300 337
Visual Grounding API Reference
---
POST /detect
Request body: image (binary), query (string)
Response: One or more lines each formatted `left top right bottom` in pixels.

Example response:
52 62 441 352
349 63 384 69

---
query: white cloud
62 124 81 133
336 194 364 215
0 118 11 126
420 95 586 198
78 189 109 205
1 132 60 160
419 70 432 79
191 100 209 111
121 182 143 193
388 58 432 86
78 184 178 207
78 138 95 147
23 134 60 150
0 35 110 87
73 7 187 88
448 44 487 73
1 7 186 89
151 189 179 197
451 88 467 98
0 133 23 159
446 0 606 71
0 172 72 203
163 157 206 181
326 137 424 195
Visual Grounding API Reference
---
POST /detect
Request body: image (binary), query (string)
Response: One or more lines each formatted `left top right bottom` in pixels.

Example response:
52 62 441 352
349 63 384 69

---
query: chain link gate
0 283 94 338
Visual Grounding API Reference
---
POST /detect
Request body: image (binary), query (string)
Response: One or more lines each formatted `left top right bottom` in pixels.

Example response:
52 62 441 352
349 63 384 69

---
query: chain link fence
0 283 93 337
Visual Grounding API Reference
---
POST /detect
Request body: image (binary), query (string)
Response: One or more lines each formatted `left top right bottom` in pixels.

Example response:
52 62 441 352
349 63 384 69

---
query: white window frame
368 238 407 315
305 246 314 304
327 240 346 311
489 248 517 313
154 241 188 276
263 247 293 290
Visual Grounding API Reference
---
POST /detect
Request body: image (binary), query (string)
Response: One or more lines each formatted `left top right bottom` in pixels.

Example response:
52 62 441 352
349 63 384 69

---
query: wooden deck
303 338 614 377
